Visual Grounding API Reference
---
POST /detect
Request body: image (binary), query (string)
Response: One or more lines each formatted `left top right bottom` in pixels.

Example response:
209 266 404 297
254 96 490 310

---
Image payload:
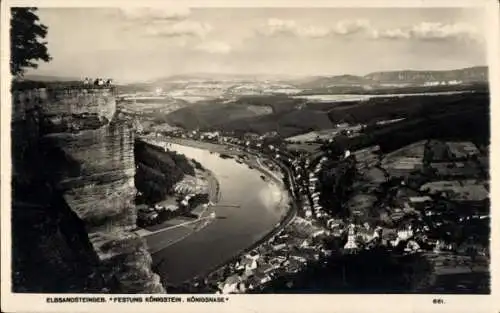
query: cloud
144 20 212 38
258 18 371 38
411 22 479 41
194 41 232 54
119 7 191 21
372 22 480 41
332 19 371 35
258 18 330 38
119 8 212 39
258 18 298 36
257 18 480 43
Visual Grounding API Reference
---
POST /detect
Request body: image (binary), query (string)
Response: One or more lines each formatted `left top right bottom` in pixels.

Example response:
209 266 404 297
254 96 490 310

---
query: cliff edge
11 85 165 293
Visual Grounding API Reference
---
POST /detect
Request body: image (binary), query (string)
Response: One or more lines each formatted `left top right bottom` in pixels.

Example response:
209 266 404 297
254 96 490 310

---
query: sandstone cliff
11 85 165 293
293 66 488 89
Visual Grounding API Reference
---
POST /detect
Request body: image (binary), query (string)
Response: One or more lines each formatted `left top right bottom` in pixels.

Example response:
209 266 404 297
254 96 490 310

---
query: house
254 272 272 285
404 240 421 253
381 229 397 246
165 205 179 212
272 243 287 251
397 225 414 241
238 257 258 273
358 226 381 243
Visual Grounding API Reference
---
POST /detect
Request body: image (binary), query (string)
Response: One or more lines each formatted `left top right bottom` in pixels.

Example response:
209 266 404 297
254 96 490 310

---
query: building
353 145 380 170
221 275 241 294
429 162 482 178
383 157 423 178
165 204 179 213
397 225 414 241
344 224 358 251
408 196 433 210
404 240 421 253
420 180 489 202
446 141 480 159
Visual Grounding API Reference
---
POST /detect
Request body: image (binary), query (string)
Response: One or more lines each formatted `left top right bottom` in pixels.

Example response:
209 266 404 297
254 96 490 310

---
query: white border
1 0 499 313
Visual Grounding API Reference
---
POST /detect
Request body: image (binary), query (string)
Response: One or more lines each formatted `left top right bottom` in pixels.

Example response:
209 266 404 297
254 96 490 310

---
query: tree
10 7 52 78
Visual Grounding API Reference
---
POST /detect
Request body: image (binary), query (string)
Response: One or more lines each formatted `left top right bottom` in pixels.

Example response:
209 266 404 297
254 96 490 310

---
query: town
128 116 489 294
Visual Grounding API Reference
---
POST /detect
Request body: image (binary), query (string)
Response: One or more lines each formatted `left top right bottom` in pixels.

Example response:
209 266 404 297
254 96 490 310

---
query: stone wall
11 86 165 293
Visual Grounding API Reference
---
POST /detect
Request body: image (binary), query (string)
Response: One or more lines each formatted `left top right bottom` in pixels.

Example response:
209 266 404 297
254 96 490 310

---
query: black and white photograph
1 0 498 311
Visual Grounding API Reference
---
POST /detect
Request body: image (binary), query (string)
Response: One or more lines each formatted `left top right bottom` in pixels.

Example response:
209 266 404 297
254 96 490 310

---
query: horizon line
25 64 488 84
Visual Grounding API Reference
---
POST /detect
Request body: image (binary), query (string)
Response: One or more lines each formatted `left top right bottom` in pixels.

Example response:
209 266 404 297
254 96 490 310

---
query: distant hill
291 66 488 89
152 73 299 84
23 66 488 92
365 66 488 84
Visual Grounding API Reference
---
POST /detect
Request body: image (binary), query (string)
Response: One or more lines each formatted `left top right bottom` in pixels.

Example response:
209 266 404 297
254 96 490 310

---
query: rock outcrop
365 66 488 84
293 66 488 89
11 85 165 293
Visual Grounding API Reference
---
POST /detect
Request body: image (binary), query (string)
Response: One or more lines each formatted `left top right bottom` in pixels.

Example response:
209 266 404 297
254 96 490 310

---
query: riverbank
143 137 296 285
178 180 296 288
157 138 299 289
134 139 221 238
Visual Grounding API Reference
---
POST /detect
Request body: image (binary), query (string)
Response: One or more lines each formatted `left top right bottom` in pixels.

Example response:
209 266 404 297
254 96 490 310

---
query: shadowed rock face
134 139 196 204
11 87 165 293
12 191 106 293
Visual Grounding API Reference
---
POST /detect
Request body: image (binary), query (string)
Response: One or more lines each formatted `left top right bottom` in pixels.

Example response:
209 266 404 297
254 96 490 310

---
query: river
292 91 474 102
147 142 289 285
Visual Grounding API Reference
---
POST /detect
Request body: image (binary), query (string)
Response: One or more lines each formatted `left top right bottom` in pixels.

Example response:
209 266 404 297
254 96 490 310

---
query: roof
258 262 274 273
240 257 254 267
224 275 241 285
409 196 433 203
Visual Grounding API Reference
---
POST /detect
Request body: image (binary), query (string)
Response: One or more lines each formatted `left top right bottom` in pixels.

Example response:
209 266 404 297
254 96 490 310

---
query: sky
26 7 488 83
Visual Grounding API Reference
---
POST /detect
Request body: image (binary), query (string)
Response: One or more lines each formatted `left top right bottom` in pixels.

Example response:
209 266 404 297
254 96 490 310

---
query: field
286 129 340 143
